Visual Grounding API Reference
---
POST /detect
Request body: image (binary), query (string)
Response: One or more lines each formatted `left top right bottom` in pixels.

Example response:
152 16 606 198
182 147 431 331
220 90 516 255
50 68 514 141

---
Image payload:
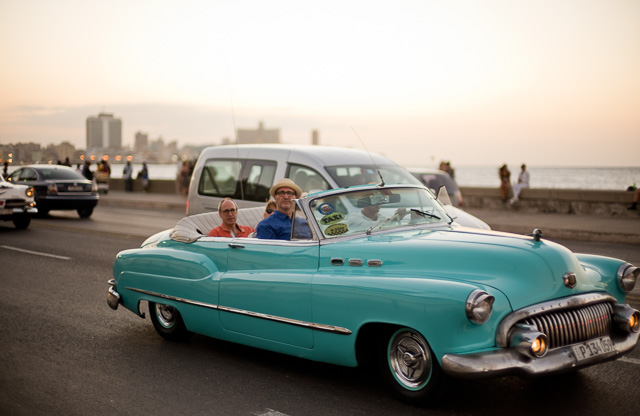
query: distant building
86 113 122 149
236 121 280 144
134 131 149 152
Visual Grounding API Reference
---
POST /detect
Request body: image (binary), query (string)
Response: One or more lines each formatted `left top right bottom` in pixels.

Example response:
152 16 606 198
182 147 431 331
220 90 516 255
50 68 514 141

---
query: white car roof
198 144 398 167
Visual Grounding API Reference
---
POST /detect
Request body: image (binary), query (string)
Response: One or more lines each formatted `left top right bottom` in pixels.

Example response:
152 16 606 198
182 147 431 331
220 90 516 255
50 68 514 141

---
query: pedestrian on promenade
628 188 640 210
208 198 255 237
123 161 134 192
178 161 191 196
510 164 530 204
439 161 456 179
499 164 511 202
82 160 93 181
3 161 8 177
138 162 149 192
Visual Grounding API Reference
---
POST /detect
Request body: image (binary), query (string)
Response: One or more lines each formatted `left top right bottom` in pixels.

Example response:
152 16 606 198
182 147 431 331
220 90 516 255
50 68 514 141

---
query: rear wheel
149 302 192 341
379 327 445 406
13 214 31 229
77 207 93 218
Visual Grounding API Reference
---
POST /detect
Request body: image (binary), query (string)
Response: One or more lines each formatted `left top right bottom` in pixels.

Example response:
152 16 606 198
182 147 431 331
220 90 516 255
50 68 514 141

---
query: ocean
109 164 640 191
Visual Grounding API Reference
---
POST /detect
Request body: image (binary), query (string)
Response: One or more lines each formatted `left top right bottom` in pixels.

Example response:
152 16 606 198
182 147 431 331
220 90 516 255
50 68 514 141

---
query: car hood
329 227 607 310
0 182 32 199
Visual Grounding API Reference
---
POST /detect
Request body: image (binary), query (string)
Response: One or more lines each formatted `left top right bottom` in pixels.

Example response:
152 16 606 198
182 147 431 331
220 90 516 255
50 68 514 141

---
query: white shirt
347 210 388 232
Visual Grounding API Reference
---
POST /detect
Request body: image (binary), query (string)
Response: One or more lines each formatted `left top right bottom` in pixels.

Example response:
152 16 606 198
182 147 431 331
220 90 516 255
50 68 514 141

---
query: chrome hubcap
155 304 176 328
389 330 431 389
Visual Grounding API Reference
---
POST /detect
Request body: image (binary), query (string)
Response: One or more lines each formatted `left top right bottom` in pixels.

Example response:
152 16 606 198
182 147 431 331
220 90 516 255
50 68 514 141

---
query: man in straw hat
255 178 312 240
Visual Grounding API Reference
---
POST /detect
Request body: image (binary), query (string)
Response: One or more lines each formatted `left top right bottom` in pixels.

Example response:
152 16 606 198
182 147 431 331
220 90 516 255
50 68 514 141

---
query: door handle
228 243 245 249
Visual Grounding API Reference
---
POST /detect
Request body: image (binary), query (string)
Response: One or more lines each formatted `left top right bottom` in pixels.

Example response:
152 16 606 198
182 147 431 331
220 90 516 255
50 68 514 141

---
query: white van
186 144 489 229
187 144 421 215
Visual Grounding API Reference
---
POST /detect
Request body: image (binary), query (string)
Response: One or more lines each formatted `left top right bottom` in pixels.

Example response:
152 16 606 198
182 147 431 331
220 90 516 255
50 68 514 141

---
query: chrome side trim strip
126 287 352 335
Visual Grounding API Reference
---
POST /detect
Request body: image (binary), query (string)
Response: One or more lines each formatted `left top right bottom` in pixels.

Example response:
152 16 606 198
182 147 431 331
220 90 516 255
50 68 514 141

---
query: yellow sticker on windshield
320 212 345 225
325 223 349 236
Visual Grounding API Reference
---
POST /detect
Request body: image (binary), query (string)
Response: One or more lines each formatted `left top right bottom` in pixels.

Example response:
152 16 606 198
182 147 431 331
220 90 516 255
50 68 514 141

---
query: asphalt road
1 206 639 416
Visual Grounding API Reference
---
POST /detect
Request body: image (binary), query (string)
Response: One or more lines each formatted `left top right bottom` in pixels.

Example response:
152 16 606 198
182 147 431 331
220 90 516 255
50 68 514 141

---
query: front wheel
379 328 445 406
13 214 31 229
148 302 192 341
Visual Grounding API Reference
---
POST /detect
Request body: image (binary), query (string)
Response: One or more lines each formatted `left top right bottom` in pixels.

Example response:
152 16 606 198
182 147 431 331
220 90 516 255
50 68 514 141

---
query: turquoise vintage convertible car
108 184 639 405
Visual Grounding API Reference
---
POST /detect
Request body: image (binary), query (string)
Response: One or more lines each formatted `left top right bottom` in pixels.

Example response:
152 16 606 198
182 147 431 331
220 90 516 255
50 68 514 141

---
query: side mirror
436 186 453 206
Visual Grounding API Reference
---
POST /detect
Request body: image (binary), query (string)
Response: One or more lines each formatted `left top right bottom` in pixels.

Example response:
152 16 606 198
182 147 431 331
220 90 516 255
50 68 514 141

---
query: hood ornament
528 228 543 241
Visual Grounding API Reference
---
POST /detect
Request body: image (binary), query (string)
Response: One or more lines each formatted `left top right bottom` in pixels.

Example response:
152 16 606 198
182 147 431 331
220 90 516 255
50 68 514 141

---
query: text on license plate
571 336 614 361
67 186 83 191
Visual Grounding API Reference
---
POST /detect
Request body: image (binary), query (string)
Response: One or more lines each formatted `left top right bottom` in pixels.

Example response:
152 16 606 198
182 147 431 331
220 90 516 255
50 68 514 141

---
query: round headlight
630 312 639 333
25 186 35 198
530 335 548 357
617 264 639 293
465 289 495 324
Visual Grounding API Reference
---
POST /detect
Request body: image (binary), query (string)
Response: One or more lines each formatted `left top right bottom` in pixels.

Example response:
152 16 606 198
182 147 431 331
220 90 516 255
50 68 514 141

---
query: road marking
0 245 71 260
253 409 290 416
620 357 640 366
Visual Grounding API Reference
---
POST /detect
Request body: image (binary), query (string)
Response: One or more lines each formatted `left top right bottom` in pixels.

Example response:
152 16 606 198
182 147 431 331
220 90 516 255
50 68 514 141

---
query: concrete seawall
105 178 638 218
460 187 638 218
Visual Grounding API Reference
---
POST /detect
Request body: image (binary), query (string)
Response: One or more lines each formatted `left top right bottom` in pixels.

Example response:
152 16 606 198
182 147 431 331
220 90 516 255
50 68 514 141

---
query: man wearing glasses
208 198 255 237
256 178 312 240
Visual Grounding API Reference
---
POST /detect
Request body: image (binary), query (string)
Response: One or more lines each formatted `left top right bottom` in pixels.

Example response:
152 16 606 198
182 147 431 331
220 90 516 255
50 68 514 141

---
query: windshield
308 187 450 239
325 165 422 188
39 168 87 180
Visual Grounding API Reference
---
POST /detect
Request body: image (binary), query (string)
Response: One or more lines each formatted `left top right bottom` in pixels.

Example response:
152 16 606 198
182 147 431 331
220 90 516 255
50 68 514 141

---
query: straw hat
269 178 302 198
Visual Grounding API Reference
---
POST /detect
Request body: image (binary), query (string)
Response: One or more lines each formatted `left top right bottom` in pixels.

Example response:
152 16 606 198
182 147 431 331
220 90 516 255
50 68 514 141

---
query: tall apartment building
86 113 122 149
134 131 149 152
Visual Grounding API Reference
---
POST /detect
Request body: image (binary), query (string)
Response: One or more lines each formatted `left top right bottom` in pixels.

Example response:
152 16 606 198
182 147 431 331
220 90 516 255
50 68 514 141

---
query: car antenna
224 54 245 201
351 126 385 187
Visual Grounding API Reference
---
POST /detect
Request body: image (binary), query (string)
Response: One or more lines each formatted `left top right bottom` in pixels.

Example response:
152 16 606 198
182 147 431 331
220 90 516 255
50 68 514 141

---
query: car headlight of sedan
465 289 495 324
25 186 35 198
617 263 639 293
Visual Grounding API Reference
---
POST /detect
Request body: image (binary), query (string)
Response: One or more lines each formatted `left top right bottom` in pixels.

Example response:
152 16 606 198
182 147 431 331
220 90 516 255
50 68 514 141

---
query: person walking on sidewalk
123 161 134 192
138 162 149 192
510 164 530 204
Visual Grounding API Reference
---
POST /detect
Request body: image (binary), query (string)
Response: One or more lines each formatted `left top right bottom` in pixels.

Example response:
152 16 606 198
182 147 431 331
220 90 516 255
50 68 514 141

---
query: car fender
310 275 512 366
113 247 221 317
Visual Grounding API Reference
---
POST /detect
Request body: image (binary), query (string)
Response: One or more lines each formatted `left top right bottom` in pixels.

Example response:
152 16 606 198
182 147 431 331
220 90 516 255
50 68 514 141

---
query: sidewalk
99 191 640 244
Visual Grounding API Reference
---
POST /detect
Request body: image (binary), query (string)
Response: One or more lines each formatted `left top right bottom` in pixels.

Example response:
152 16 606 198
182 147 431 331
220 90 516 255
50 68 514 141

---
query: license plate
571 336 614 361
1 208 13 215
67 185 83 191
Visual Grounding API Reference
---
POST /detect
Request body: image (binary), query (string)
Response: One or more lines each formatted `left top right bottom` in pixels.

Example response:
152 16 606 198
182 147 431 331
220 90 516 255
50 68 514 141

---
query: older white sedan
0 172 37 229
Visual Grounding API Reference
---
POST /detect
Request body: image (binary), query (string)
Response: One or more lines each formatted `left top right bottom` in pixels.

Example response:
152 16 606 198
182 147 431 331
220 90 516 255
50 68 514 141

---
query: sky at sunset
1 0 639 168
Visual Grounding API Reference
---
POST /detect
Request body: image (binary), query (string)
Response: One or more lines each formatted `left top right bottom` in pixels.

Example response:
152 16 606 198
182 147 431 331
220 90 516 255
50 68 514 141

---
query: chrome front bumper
15 206 38 214
441 330 639 379
107 279 120 310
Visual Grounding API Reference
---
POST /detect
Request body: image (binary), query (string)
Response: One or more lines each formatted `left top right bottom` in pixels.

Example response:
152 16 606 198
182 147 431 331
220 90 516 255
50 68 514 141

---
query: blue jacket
256 210 312 240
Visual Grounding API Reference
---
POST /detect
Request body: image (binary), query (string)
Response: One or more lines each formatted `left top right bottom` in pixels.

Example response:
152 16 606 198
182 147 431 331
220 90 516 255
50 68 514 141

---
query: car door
219 238 320 348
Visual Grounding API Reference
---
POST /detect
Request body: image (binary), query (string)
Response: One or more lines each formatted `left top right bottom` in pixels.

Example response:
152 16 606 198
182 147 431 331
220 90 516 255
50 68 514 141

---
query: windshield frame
302 184 452 241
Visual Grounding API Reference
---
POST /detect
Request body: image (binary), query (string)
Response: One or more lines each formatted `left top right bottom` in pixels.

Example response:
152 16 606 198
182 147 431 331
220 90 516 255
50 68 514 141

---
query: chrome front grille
4 199 27 208
521 302 613 349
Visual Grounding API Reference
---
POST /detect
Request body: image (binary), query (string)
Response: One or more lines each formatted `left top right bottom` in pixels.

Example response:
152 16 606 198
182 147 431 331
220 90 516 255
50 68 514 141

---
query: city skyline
1 1 639 168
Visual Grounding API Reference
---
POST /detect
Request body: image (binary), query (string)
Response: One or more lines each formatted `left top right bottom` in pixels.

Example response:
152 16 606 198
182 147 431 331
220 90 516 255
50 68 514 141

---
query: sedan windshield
325 165 422 188
308 187 450 239
38 168 86 180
